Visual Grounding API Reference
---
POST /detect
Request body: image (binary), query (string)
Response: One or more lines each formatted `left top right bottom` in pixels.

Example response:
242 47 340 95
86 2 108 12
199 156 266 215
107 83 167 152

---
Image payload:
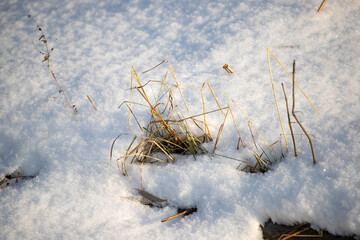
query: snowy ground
1 0 359 239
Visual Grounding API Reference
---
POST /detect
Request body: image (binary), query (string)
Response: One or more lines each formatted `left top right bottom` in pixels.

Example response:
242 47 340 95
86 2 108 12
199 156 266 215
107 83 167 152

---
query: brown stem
248 121 258 151
291 60 316 164
47 62 77 114
281 83 297 156
29 15 77 115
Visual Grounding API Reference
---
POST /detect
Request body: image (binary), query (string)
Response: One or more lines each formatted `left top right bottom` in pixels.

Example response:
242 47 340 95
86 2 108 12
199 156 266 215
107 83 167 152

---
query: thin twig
1 173 35 187
248 121 259 151
142 60 167 74
291 60 316 164
28 15 77 115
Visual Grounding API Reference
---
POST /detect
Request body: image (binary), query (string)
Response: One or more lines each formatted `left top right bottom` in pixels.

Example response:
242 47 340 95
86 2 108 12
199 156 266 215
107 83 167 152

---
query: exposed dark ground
261 220 358 240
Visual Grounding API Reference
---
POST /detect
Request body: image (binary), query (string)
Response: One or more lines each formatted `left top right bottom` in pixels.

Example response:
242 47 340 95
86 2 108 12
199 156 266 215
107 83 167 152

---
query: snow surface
1 0 360 239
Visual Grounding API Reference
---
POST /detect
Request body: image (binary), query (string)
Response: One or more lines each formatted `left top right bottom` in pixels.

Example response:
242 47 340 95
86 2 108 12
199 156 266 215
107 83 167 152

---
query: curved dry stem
213 108 229 153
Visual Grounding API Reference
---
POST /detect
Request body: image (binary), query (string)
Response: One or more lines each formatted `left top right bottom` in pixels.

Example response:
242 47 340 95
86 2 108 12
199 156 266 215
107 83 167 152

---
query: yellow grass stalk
135 85 173 133
168 63 190 112
201 82 225 141
118 151 168 176
118 101 143 130
49 64 77 114
181 85 271 150
129 67 134 127
279 223 323 240
147 139 175 162
87 95 97 110
248 121 259 151
267 49 288 151
201 82 225 115
317 0 328 12
266 49 320 113
218 90 272 152
213 107 230 153
228 104 245 149
161 209 194 222
129 66 151 127
144 60 190 113
251 150 269 170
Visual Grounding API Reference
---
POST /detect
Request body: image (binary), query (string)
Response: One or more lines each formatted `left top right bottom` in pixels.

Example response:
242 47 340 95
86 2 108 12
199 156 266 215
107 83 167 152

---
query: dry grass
0 172 35 189
28 15 77 115
111 59 300 182
111 61 215 181
267 50 319 164
267 49 319 151
110 50 320 188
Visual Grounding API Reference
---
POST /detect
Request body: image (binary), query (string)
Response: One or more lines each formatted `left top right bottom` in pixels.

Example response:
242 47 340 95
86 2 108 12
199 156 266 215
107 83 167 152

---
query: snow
1 0 359 239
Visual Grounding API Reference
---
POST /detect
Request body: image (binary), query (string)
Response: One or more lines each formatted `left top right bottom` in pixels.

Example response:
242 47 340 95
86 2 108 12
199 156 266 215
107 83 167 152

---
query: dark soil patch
261 219 357 240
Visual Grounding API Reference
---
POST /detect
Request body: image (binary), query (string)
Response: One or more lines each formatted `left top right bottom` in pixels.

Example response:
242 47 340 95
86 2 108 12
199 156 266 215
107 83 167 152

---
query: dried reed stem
48 64 76 114
161 209 196 222
280 227 312 240
201 82 225 141
228 104 245 149
180 85 271 150
266 49 320 113
213 108 230 153
291 61 316 164
318 0 328 12
267 49 288 151
281 83 297 156
248 121 259 151
87 95 97 110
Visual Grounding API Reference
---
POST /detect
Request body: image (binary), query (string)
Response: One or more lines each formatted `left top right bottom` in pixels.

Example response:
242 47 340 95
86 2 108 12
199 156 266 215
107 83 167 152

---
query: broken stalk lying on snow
87 95 97 110
222 64 234 74
317 0 328 12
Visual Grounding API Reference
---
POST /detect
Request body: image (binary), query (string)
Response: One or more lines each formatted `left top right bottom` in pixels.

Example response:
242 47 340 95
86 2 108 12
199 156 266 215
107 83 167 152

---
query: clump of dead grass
111 53 319 185
111 61 216 180
112 60 281 182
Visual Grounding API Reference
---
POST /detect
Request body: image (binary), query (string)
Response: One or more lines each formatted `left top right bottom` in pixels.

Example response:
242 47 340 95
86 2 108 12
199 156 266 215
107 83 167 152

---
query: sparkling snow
1 0 359 239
